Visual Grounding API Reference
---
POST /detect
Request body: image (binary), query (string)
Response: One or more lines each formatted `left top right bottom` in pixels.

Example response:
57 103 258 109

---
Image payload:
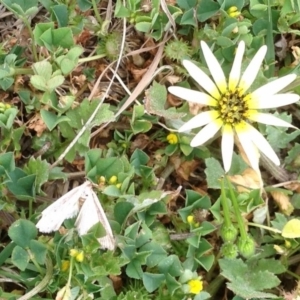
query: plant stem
226 176 247 239
91 0 103 25
248 222 281 234
78 53 106 63
220 178 231 227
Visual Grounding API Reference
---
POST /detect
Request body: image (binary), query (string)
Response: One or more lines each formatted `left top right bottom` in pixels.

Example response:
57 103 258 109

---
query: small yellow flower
188 279 203 294
227 6 241 18
5 104 11 109
69 249 79 257
75 250 84 262
108 175 118 184
116 183 122 189
187 215 195 224
167 133 178 144
61 260 70 272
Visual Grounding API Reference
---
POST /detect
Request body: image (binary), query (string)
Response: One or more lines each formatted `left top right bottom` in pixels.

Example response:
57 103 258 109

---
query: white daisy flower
168 41 299 172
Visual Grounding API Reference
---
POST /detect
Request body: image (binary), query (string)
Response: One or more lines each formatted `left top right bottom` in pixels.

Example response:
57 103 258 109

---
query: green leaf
135 22 152 33
33 22 55 46
11 245 29 271
145 82 185 119
52 27 74 48
47 75 65 91
125 261 143 279
0 77 14 90
4 0 38 13
103 185 121 197
40 109 70 131
197 0 220 22
6 168 36 199
180 8 197 26
76 0 92 11
142 273 165 293
204 157 224 189
130 149 149 176
66 100 113 129
219 258 280 299
177 0 197 9
140 242 167 268
8 219 37 248
0 152 15 176
114 202 134 225
165 273 181 295
30 75 48 91
265 112 300 151
51 4 69 27
29 240 47 265
32 60 52 79
23 157 49 194
158 255 183 276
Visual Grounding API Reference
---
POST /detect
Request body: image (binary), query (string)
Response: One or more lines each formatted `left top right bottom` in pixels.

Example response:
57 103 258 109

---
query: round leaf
8 219 38 248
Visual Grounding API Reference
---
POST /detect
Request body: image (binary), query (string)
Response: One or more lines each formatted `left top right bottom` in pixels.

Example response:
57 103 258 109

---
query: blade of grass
265 0 275 77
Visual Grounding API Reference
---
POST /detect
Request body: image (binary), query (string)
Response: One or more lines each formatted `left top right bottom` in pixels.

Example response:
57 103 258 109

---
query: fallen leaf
28 113 47 137
270 191 294 216
229 168 262 192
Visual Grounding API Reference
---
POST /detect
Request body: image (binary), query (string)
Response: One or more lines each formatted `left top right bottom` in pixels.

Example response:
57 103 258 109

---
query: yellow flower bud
285 240 292 249
227 6 238 13
116 183 122 189
99 176 106 184
227 6 241 18
75 250 84 262
108 175 118 184
187 215 194 224
69 249 78 257
166 133 178 144
61 260 70 272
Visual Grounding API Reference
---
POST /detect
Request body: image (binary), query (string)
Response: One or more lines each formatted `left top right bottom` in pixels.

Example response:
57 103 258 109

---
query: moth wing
75 188 115 250
75 189 98 235
36 182 89 233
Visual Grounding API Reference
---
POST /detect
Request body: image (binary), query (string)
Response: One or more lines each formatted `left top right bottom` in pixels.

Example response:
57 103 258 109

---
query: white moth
36 181 115 250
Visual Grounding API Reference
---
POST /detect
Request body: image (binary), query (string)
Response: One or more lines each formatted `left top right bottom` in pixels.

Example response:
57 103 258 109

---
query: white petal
228 41 245 92
248 93 299 109
178 111 218 132
190 120 222 147
168 86 217 106
247 112 297 128
252 74 297 98
239 45 267 94
201 41 227 93
246 124 280 166
221 125 234 172
183 60 221 99
235 124 259 170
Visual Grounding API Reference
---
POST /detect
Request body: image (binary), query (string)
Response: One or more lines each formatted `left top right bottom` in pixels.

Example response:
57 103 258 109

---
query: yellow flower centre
215 88 250 126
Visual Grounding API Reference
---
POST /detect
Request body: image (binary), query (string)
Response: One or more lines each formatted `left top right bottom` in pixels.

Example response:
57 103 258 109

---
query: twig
50 17 127 168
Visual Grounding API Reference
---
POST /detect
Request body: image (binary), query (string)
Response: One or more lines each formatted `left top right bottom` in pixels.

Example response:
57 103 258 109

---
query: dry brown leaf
130 134 150 152
284 181 300 193
229 168 262 192
28 113 47 137
270 191 294 216
176 160 200 181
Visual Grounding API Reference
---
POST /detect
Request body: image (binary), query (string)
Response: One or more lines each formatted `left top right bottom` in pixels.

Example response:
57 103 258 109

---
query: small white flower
168 41 299 172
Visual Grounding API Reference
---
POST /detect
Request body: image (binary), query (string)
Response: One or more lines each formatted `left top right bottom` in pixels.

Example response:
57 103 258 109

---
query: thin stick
50 17 127 168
